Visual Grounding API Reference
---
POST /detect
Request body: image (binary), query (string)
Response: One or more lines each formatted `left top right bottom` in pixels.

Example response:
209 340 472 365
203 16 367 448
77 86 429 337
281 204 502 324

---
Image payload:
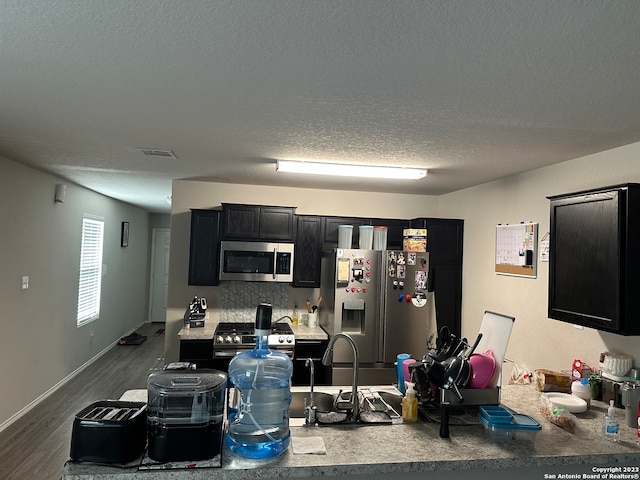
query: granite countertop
63 384 640 479
178 319 329 341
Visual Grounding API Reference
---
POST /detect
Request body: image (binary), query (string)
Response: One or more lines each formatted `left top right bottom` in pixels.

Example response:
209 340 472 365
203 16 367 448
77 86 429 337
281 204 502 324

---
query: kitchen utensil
473 311 515 388
468 350 497 389
441 333 483 402
451 337 467 358
439 388 450 438
436 331 459 361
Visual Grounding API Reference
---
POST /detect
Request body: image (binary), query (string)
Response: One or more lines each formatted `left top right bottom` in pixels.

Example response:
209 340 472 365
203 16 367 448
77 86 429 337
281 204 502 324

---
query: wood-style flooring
0 323 165 480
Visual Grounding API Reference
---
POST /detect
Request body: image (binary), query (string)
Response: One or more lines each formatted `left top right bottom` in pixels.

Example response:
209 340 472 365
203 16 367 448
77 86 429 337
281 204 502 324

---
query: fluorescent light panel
276 160 427 180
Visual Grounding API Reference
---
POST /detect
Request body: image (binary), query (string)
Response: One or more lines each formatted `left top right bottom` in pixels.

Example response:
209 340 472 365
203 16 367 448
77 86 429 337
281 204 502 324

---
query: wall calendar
495 222 538 278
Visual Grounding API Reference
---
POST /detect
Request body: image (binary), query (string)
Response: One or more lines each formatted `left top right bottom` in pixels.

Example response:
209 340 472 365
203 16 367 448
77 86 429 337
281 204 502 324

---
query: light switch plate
21 276 29 290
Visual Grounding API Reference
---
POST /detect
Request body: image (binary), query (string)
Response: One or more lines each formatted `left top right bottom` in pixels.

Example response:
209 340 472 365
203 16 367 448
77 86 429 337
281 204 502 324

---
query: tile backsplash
219 282 290 322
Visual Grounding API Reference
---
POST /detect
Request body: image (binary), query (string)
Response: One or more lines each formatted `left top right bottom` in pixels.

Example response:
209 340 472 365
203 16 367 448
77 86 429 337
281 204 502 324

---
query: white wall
0 156 151 427
165 182 440 362
438 142 640 379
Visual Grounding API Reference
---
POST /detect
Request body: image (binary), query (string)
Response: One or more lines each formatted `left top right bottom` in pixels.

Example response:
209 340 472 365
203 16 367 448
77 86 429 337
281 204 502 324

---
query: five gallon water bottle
226 303 293 459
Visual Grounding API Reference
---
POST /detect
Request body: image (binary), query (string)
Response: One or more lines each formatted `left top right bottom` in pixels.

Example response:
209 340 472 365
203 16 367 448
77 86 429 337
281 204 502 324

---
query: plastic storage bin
479 405 513 424
478 410 541 442
359 225 374 249
373 226 388 250
147 369 227 462
338 225 353 248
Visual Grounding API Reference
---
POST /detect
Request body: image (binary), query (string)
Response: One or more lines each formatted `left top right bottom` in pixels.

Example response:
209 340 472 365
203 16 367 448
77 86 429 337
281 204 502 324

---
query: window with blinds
77 214 105 327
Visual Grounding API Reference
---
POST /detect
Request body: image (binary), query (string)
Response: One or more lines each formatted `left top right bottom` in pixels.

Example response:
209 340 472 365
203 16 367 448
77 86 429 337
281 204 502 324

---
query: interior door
149 228 170 322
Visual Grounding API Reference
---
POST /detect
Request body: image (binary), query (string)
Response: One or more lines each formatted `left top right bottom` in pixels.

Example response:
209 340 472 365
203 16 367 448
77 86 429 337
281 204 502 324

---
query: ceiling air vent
137 148 177 159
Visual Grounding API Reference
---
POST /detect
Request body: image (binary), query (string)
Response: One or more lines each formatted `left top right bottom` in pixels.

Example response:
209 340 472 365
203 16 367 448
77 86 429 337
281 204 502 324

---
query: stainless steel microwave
219 241 295 282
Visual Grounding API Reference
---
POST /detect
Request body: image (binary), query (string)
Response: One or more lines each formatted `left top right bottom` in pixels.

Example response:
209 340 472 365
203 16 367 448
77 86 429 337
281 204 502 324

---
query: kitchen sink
288 387 403 425
290 391 335 418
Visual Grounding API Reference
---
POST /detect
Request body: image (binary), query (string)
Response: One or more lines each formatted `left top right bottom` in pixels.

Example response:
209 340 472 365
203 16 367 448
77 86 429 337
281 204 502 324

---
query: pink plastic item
403 358 415 387
468 350 497 389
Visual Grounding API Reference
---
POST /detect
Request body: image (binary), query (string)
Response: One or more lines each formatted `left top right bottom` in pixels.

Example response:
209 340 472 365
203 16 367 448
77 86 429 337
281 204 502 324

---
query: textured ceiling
1 1 640 212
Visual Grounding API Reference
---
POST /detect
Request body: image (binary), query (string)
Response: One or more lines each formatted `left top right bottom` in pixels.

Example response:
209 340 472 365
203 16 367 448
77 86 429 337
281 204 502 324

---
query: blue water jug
225 303 293 459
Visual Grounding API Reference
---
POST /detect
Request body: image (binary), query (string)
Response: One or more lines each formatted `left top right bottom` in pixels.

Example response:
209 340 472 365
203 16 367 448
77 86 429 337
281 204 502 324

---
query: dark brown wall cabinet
548 184 640 335
321 217 409 249
322 216 368 247
188 209 221 286
222 204 296 241
293 215 323 288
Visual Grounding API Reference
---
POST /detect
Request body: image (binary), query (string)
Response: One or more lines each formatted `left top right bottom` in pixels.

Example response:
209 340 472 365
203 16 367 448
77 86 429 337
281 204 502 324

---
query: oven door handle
213 350 250 358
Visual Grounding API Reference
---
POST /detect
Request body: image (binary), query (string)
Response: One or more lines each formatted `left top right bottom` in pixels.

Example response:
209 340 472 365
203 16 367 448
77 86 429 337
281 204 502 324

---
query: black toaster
70 400 147 465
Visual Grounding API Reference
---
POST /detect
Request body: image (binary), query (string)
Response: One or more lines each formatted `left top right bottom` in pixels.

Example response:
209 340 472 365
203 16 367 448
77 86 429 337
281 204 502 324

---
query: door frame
148 228 171 322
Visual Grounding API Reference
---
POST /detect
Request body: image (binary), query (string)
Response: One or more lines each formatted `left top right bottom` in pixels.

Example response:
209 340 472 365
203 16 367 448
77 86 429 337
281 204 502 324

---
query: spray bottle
402 382 418 423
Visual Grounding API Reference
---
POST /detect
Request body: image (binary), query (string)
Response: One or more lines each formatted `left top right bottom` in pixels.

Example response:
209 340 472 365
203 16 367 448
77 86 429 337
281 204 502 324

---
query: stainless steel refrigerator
319 249 437 386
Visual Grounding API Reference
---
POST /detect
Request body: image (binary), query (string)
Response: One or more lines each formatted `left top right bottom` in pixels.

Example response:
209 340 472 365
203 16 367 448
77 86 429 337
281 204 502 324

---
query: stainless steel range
213 322 295 361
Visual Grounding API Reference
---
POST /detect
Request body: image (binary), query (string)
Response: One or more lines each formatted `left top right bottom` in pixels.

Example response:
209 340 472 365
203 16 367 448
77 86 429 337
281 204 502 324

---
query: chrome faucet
321 333 359 420
303 358 317 425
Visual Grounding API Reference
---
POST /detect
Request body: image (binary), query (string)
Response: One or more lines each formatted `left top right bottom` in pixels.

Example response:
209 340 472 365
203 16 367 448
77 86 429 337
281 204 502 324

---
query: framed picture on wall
121 221 130 247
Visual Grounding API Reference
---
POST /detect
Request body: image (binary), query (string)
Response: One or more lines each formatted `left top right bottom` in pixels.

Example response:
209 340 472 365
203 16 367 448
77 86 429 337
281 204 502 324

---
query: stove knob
216 335 224 343
286 336 294 343
278 335 285 343
233 335 241 344
225 335 232 344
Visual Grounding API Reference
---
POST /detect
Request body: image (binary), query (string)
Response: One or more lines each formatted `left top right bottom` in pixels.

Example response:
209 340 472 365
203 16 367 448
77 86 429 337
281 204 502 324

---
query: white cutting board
474 311 515 388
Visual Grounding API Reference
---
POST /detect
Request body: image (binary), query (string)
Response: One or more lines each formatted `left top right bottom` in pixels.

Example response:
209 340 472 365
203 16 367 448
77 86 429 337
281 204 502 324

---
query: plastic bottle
603 399 619 441
402 382 418 423
226 303 293 459
292 305 299 325
571 378 591 407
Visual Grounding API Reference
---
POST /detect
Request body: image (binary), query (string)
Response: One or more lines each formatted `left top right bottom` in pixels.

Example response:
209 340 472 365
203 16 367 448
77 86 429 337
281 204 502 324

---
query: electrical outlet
21 276 29 290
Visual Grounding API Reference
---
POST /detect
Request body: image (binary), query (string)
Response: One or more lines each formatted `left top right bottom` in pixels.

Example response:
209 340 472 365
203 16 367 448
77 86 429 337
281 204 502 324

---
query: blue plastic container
478 411 541 442
225 304 293 459
396 353 410 394
479 405 513 424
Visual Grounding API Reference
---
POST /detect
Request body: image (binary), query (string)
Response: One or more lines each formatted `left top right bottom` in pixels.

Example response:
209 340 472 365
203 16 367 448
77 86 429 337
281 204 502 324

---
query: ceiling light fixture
276 160 427 180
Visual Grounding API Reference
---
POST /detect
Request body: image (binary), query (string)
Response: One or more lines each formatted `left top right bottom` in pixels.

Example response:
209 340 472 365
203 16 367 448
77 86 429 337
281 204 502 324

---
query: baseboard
0 323 144 434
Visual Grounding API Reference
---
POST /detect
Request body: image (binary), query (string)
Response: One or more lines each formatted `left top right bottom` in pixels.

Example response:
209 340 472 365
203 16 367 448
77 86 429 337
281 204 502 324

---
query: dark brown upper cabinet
222 204 296 241
188 209 221 286
293 215 323 288
548 183 640 335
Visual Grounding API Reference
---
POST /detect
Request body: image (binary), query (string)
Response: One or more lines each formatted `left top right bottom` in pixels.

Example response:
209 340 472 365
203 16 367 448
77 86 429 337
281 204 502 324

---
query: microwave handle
272 247 277 279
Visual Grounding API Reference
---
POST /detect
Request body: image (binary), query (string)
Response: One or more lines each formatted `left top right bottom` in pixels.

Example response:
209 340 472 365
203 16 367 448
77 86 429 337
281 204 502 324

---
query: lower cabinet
292 339 332 386
179 339 215 369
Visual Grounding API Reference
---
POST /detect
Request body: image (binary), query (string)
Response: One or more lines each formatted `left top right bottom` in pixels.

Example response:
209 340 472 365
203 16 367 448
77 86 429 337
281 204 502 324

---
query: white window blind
77 214 104 326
